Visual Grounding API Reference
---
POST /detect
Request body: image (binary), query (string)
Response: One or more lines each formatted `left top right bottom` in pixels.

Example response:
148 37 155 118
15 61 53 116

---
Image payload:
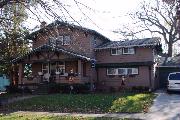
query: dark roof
95 37 160 50
164 54 180 66
96 61 154 68
26 20 110 42
12 42 93 63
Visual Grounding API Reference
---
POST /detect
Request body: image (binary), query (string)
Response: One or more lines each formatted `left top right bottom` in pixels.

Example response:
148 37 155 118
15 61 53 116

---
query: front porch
11 43 95 87
19 60 91 85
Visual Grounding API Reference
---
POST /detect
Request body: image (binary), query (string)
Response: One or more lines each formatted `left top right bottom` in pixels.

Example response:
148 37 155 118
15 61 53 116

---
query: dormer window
111 48 122 55
123 48 135 54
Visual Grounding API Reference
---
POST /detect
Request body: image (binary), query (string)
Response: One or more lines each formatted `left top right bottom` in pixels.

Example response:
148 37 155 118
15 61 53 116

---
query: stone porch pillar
78 60 82 80
18 63 24 84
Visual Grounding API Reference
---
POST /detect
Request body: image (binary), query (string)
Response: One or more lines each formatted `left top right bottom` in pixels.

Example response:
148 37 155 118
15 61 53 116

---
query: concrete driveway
145 91 180 120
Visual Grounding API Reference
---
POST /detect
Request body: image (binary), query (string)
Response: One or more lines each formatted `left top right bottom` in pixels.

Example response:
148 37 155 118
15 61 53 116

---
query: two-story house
12 20 160 91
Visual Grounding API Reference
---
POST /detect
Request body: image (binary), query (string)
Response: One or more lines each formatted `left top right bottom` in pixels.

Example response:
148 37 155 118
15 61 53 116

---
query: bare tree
116 0 180 57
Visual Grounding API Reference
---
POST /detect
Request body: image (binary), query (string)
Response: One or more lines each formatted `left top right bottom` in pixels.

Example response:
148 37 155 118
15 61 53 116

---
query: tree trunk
167 42 173 57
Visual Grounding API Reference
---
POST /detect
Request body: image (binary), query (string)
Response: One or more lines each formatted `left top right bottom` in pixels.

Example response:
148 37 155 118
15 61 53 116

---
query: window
111 48 122 55
107 68 138 76
56 61 65 75
107 68 117 75
83 63 87 77
118 68 126 75
63 35 71 45
123 48 135 54
132 68 138 75
55 35 71 45
42 63 48 74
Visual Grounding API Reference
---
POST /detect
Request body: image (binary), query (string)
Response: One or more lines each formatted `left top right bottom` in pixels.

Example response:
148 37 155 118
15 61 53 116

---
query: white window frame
107 68 138 76
111 48 122 55
123 47 135 55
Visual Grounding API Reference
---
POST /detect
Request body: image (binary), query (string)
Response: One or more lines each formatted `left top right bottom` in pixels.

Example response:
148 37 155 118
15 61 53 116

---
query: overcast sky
25 0 148 40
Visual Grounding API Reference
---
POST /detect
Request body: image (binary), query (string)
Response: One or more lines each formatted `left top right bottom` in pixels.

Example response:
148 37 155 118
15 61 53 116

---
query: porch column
78 60 82 80
18 63 24 84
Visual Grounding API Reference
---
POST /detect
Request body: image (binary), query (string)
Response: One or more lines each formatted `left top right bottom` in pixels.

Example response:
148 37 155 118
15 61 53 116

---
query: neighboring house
12 20 160 91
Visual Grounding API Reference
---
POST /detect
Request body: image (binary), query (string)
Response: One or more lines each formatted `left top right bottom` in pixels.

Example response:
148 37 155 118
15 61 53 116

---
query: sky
25 0 147 41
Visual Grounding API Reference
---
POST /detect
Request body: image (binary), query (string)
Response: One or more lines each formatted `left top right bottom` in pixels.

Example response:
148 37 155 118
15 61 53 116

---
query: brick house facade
12 20 160 91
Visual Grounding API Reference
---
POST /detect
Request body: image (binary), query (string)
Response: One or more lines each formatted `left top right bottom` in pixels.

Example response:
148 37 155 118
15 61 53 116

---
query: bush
48 83 90 94
132 86 149 92
5 85 23 94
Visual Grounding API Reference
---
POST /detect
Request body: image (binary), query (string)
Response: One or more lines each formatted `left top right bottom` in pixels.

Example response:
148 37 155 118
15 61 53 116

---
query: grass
0 93 156 113
0 113 136 120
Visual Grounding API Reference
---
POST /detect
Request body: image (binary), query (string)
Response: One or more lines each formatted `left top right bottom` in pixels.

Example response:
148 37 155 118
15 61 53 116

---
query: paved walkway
144 91 180 120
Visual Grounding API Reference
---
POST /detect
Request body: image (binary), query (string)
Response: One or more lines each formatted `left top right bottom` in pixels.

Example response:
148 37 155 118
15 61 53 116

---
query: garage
156 55 180 89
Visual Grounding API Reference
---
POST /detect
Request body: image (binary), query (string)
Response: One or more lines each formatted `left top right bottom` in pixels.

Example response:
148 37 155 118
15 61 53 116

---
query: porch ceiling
12 43 93 63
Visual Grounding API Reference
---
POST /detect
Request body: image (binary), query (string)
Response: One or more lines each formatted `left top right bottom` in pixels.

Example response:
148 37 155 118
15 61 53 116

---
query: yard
0 93 155 114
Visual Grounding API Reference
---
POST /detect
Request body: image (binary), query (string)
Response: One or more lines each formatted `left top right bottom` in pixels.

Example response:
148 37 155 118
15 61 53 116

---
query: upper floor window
111 48 122 55
55 35 71 45
123 48 135 54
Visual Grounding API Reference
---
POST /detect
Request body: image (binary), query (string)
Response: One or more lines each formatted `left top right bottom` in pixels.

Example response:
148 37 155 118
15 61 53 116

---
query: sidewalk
12 111 147 119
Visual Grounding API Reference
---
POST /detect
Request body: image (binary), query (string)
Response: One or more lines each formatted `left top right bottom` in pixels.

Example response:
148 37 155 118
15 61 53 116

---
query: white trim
107 68 138 76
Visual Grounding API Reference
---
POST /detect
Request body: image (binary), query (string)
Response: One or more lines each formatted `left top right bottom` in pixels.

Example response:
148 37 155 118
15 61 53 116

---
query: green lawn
1 93 155 113
0 113 136 120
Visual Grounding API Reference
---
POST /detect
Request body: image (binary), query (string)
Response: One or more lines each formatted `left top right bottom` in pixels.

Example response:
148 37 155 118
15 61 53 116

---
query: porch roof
12 43 93 63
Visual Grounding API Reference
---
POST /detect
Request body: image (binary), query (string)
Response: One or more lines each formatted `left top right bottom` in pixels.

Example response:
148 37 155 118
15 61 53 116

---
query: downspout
149 66 152 91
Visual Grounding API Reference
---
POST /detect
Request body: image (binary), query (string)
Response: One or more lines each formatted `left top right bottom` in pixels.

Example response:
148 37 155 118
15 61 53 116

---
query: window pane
129 48 135 54
127 68 133 75
56 62 65 74
117 48 122 55
56 36 63 45
107 68 116 75
123 48 129 53
42 63 48 69
118 68 126 75
169 73 180 80
123 48 135 54
111 49 117 55
132 68 138 74
64 35 71 45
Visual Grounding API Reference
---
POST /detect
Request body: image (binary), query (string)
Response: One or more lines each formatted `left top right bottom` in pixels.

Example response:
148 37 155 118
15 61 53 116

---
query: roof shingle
95 37 160 50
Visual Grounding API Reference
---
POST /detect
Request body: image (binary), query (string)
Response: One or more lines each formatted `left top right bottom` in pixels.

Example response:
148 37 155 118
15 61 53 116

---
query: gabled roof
26 20 110 42
12 42 93 63
95 37 160 50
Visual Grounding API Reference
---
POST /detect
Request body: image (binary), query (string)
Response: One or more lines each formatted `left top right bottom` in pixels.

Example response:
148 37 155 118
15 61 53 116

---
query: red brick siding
97 66 151 90
95 47 154 63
